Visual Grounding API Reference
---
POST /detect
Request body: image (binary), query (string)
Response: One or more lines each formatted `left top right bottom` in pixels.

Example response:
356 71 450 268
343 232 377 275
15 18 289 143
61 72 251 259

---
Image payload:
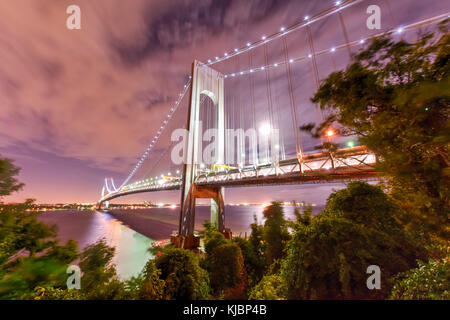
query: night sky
0 0 446 204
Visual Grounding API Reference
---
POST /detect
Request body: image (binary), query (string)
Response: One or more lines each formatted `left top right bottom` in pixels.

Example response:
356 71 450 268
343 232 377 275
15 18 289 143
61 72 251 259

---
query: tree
262 202 290 266
155 247 209 300
126 259 165 300
249 274 285 300
233 216 267 288
0 155 81 300
390 258 450 300
202 223 246 298
0 156 24 197
208 242 247 298
0 241 78 299
282 182 427 299
79 239 128 300
0 200 58 264
309 26 449 238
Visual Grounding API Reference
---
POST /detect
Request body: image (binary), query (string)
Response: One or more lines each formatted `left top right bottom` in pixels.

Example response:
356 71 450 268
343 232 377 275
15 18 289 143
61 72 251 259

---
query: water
38 210 153 280
38 204 324 279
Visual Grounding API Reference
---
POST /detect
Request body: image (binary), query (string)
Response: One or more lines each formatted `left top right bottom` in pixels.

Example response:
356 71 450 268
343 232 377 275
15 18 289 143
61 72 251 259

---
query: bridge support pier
173 185 230 249
172 60 230 249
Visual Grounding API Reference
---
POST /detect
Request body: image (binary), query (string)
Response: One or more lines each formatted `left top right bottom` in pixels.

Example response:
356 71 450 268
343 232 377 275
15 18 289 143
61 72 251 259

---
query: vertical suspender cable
306 26 325 125
337 11 352 60
248 50 258 166
384 0 397 26
235 54 244 165
263 43 276 164
282 36 302 161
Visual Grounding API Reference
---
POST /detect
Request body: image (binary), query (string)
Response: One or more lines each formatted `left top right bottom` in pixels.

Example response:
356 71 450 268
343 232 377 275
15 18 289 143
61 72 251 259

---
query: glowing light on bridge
326 129 335 137
259 123 271 135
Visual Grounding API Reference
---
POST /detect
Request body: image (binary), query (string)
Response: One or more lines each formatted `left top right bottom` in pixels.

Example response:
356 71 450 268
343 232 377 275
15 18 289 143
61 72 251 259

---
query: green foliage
232 217 267 289
0 238 78 299
293 206 312 228
310 28 450 238
129 259 166 300
262 202 290 266
390 258 450 300
79 239 128 300
203 223 247 298
0 256 74 299
204 229 228 256
0 170 79 300
323 181 401 232
249 274 285 300
31 285 83 300
0 200 59 262
0 155 24 197
155 247 209 300
208 242 246 297
282 182 427 299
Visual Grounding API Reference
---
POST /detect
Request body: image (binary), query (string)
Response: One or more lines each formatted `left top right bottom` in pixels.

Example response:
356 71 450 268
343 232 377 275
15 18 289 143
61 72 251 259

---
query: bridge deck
99 147 378 203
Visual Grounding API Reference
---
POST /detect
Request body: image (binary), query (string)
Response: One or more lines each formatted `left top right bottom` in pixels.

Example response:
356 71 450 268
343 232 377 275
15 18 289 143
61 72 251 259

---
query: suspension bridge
97 0 449 248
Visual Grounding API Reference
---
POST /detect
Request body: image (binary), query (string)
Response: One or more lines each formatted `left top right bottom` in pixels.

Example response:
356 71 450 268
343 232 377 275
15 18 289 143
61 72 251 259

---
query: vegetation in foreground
0 24 448 300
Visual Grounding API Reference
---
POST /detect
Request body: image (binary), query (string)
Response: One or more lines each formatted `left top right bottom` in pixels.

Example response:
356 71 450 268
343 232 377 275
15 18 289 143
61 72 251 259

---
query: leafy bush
390 259 450 300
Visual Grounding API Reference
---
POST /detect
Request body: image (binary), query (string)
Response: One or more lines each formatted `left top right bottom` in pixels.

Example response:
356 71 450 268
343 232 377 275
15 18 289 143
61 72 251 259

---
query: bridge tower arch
175 60 228 248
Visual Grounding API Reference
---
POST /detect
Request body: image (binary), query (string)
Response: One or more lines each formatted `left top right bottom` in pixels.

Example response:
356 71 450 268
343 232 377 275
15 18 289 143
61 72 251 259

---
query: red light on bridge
326 129 335 137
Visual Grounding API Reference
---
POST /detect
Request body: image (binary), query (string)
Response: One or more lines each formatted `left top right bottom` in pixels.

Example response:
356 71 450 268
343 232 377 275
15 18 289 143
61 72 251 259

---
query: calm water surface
39 210 153 280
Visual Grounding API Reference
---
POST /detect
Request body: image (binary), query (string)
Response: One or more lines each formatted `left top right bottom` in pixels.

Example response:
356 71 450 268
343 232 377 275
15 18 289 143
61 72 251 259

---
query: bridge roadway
99 146 378 204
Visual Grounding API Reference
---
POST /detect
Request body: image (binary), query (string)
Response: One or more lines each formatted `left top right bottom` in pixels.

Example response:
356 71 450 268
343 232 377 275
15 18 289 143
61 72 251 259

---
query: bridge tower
173 60 229 249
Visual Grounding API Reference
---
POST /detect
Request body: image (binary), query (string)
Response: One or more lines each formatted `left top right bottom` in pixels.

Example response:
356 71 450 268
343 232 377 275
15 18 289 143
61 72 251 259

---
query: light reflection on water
39 210 153 280
91 211 154 280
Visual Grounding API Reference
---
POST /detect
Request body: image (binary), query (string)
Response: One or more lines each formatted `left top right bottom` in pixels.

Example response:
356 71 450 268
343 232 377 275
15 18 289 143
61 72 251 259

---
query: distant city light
346 140 355 148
